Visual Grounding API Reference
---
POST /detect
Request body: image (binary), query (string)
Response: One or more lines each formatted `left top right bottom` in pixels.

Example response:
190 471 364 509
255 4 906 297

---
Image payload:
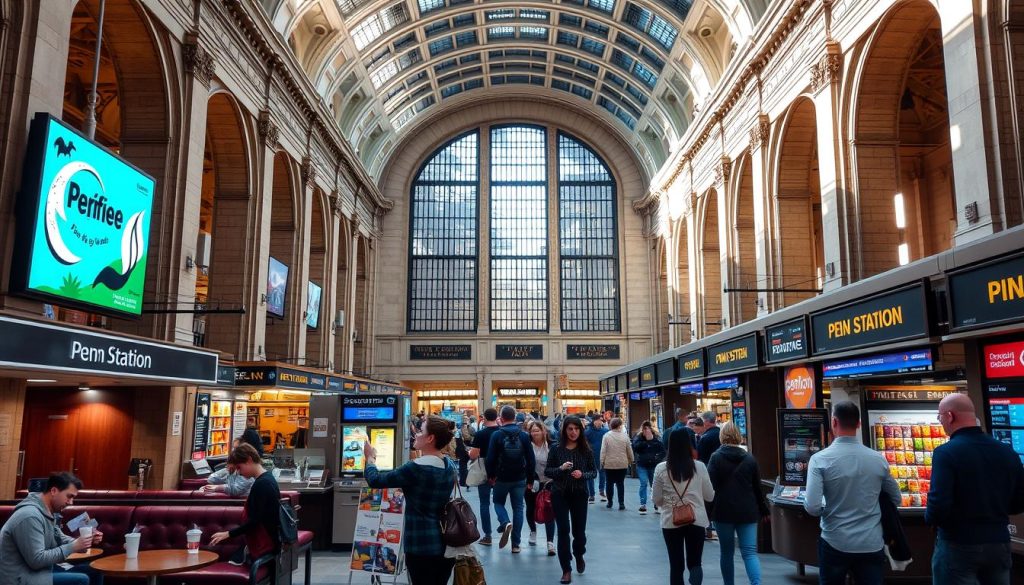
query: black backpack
499 428 525 475
279 500 299 545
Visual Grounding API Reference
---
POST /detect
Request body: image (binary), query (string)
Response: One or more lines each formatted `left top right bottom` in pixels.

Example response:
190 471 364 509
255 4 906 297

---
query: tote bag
466 459 487 487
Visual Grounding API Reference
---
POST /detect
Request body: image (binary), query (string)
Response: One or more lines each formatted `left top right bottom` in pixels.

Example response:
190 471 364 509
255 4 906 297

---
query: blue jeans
477 481 493 536
637 465 656 506
53 565 102 585
586 469 606 497
492 479 526 547
817 538 885 585
932 537 1012 585
714 522 761 585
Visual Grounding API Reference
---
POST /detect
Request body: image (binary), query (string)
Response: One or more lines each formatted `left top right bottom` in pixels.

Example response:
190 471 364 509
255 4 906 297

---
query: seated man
0 472 104 585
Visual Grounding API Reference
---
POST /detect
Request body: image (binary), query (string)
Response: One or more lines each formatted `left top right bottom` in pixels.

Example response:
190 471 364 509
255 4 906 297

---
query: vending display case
869 411 948 508
208 400 233 457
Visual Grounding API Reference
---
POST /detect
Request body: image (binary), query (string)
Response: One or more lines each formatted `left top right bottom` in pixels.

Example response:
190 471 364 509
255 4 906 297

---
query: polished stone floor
294 477 826 585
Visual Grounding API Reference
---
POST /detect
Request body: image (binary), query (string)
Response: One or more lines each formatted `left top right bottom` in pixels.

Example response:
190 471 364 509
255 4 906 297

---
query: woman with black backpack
706 422 768 585
545 416 596 584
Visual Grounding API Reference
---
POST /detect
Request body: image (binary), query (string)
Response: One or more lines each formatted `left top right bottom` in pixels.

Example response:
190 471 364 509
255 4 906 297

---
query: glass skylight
351 3 410 50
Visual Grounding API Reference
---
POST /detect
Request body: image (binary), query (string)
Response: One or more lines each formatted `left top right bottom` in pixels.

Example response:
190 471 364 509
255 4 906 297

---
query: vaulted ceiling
260 0 765 181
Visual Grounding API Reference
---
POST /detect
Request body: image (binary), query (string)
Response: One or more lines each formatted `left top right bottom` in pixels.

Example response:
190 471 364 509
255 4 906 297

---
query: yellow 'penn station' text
988 274 1024 304
827 306 904 339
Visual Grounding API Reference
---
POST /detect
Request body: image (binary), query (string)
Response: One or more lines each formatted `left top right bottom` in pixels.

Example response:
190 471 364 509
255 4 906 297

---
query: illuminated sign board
679 382 703 395
640 365 656 387
341 396 398 422
765 318 809 363
948 253 1024 332
822 348 934 380
676 349 705 381
810 285 929 355
707 377 740 391
628 371 640 389
983 340 1024 379
707 334 760 375
11 114 155 317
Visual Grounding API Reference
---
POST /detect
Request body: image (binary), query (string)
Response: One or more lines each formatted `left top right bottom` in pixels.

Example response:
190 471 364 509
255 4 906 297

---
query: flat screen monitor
369 428 396 471
343 406 396 421
306 281 321 329
266 256 288 318
342 426 368 473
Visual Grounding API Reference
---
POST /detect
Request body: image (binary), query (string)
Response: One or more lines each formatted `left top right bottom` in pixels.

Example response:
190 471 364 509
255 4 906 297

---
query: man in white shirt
804 400 901 585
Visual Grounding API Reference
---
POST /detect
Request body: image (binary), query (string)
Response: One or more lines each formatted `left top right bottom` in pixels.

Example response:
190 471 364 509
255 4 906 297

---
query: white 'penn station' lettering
70 340 153 369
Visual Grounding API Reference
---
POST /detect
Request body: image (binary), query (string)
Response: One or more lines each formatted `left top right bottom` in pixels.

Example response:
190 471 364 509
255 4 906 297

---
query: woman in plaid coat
365 416 458 585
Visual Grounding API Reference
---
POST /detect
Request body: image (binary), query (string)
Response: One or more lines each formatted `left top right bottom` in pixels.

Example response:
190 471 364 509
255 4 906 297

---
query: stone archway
775 97 824 308
265 151 300 361
202 93 253 357
853 0 955 274
699 188 722 337
673 218 691 345
730 153 757 324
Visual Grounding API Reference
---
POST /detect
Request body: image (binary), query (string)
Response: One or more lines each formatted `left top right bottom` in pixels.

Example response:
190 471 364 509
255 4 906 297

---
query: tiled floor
294 477 825 585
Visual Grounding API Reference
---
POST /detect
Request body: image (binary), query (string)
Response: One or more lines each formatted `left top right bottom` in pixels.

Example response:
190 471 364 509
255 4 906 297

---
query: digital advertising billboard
11 114 155 317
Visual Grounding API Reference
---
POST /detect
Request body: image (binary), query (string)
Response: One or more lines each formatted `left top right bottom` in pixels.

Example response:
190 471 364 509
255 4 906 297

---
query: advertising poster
351 487 405 575
342 426 368 472
192 393 211 460
266 256 289 318
12 115 155 317
784 365 817 408
370 428 396 471
777 409 828 486
232 402 248 441
730 385 748 442
306 281 321 328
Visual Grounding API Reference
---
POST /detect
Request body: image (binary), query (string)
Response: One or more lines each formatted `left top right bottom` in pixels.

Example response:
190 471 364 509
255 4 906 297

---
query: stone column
938 1 1004 241
291 157 316 362
341 220 361 374
747 115 773 315
810 43 851 291
249 110 279 360
323 191 342 370
713 156 733 329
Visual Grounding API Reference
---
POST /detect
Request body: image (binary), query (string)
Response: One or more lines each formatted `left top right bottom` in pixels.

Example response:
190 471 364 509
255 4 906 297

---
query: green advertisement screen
13 114 155 317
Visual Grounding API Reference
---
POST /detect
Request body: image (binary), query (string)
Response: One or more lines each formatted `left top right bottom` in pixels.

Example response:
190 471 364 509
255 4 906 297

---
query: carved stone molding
749 116 770 154
257 110 278 147
809 51 842 93
301 157 317 186
329 190 343 216
713 157 732 186
182 34 215 87
632 189 662 216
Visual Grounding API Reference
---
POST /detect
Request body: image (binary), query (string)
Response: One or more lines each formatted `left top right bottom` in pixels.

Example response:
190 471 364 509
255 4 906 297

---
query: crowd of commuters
3 397 1022 585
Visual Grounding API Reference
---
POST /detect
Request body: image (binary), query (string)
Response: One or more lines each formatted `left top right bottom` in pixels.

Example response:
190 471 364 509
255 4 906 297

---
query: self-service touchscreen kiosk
309 393 409 545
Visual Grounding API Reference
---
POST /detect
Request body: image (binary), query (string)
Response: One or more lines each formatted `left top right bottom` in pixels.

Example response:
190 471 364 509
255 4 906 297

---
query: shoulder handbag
466 459 487 487
534 482 554 524
454 555 487 585
442 478 481 547
669 472 696 527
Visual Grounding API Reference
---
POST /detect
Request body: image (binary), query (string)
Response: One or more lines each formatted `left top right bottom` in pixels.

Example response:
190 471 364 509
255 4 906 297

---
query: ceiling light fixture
27 379 58 383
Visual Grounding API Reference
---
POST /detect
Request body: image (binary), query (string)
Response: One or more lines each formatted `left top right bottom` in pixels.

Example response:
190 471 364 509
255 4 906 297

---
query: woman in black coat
706 422 768 585
631 420 665 514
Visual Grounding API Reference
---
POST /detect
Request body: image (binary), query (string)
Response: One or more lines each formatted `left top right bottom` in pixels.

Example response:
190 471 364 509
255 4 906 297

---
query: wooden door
73 390 134 488
21 402 79 490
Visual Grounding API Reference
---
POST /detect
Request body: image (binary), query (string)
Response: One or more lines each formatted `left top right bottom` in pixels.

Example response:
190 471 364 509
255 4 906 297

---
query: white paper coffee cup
79 526 93 539
125 533 141 559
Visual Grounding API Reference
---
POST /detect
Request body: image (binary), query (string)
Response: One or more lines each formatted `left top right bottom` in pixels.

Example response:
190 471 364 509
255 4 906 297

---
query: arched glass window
408 132 479 332
558 132 619 331
490 126 548 332
407 125 619 333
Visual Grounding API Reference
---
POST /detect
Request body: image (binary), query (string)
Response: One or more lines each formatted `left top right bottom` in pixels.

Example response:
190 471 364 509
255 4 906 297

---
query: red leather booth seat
13 489 301 507
178 478 208 490
0 504 314 585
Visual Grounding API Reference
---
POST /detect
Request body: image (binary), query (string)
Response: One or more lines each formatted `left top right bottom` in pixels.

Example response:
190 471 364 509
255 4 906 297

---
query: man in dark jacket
926 393 1024 584
584 417 609 502
697 411 721 464
469 408 500 545
486 406 536 552
663 407 697 452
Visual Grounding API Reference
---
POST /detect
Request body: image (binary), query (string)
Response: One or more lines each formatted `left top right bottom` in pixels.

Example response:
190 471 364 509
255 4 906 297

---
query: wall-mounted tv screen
306 281 322 329
266 256 288 318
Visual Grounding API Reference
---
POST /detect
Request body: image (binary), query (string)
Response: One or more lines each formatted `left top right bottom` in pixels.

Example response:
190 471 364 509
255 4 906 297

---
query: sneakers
588 496 595 504
529 530 537 546
478 536 493 546
499 523 513 549
638 505 647 515
599 491 607 502
547 542 556 556
511 546 521 554
560 571 572 584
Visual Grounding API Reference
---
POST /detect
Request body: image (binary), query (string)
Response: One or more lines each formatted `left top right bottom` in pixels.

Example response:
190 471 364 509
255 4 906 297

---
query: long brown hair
526 421 549 446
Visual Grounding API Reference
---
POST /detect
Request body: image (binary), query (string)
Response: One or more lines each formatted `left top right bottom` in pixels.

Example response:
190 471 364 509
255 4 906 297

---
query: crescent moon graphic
45 161 103 265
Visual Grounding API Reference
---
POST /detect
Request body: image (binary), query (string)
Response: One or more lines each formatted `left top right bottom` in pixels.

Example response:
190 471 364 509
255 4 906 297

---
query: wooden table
67 548 102 561
91 550 218 585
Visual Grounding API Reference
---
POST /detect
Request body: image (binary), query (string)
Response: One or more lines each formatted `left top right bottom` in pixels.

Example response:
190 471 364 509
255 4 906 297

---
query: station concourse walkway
295 476 823 585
